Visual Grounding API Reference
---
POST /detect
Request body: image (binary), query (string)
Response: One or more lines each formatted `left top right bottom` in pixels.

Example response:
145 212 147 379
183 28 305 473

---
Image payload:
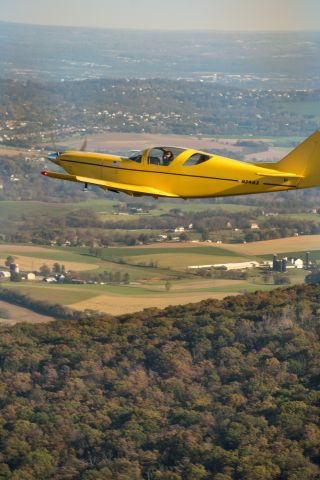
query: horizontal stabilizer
256 171 303 179
41 171 178 197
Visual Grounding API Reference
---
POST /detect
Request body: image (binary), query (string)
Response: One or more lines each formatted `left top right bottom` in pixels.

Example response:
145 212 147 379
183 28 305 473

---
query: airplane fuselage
52 147 300 198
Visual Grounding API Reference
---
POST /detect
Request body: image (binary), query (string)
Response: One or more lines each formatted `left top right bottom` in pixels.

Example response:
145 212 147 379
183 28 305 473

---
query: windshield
128 150 143 163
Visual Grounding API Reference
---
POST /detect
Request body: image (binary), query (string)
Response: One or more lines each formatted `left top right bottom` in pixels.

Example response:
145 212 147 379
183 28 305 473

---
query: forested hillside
0 285 319 479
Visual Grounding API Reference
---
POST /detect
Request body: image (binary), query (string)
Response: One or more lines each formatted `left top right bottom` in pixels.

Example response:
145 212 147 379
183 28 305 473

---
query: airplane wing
41 171 179 197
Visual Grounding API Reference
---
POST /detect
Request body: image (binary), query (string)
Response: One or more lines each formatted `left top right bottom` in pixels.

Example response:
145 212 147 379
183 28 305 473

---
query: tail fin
276 130 320 187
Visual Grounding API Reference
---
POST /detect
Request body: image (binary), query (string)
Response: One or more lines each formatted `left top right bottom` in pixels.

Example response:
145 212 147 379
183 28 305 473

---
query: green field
1 282 163 305
0 236 309 315
262 250 320 262
281 213 320 223
150 202 256 214
1 278 277 307
1 283 98 305
98 245 243 259
123 253 247 269
0 199 256 223
0 199 119 221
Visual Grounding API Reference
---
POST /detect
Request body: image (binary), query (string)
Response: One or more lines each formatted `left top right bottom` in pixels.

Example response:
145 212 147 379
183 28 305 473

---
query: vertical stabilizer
276 131 320 186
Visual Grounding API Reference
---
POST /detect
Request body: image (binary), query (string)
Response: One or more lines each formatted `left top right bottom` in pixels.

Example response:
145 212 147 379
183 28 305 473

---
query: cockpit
128 147 187 166
127 147 212 169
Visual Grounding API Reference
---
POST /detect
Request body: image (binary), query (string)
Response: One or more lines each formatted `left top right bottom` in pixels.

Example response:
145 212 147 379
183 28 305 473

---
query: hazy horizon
1 19 320 33
1 0 320 31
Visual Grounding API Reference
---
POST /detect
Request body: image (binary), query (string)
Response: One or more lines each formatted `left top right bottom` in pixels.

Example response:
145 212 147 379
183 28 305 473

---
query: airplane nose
46 152 60 163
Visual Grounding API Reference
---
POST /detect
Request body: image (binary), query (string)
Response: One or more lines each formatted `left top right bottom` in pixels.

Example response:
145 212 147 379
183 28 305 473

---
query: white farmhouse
0 271 11 279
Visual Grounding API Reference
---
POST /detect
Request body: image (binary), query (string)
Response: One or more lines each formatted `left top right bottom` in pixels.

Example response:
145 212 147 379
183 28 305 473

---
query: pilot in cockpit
162 149 174 166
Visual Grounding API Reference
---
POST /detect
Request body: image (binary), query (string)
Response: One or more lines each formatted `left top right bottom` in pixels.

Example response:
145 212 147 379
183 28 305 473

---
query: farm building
0 271 10 279
26 273 36 281
188 261 260 271
287 258 304 269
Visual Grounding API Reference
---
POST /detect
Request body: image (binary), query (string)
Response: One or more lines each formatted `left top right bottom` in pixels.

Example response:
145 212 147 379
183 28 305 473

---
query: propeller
80 137 88 152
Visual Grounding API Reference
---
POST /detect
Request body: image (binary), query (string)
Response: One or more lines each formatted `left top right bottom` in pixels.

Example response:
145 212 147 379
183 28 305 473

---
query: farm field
89 243 254 270
0 234 311 316
1 283 101 305
120 253 246 270
0 199 256 223
225 235 320 255
99 244 244 257
0 299 54 325
1 280 276 315
0 244 177 281
0 244 99 272
70 287 274 315
0 199 119 221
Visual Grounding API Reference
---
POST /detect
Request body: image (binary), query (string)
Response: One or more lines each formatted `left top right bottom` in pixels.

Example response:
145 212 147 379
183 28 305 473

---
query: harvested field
142 279 247 291
70 291 239 315
0 254 98 273
0 244 99 272
69 282 274 315
224 235 320 255
0 244 57 255
3 276 275 316
0 300 54 325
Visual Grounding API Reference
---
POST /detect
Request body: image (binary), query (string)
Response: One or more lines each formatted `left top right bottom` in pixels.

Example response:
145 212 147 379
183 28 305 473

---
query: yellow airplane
42 130 320 199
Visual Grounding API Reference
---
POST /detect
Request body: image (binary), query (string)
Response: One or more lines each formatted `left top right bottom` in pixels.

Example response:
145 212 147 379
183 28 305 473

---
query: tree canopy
0 285 319 479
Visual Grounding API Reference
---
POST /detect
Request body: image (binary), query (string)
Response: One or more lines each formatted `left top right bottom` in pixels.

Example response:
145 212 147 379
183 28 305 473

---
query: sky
0 0 319 31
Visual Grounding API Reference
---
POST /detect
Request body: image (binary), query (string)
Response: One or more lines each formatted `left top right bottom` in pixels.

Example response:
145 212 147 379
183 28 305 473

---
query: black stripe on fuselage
262 183 297 188
60 158 239 183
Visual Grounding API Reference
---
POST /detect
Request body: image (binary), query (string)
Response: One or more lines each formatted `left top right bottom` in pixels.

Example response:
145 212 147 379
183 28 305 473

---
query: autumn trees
0 284 319 479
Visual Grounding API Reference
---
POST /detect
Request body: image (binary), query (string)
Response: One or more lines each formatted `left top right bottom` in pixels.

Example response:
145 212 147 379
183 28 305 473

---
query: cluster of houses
0 263 83 284
0 262 107 286
0 263 40 282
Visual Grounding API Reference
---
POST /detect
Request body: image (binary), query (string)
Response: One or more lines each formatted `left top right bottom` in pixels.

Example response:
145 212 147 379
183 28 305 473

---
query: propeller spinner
46 137 87 163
